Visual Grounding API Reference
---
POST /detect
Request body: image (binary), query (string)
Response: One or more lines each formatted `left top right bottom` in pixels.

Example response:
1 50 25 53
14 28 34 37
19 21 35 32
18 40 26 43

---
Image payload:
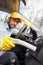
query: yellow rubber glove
24 21 31 28
2 37 15 51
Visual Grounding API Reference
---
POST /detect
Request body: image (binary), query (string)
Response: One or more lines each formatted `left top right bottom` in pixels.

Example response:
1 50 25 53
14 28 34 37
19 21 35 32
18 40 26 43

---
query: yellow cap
24 21 31 28
10 12 22 23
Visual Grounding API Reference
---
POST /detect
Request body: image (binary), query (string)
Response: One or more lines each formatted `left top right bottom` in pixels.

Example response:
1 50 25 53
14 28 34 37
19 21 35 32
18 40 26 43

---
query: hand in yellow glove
24 21 31 28
2 37 15 51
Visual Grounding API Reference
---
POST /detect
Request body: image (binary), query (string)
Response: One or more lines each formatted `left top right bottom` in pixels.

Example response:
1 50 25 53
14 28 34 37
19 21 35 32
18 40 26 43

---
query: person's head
8 12 22 28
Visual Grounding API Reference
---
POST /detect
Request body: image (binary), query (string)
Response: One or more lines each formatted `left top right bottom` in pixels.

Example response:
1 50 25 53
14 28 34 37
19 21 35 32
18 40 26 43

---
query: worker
0 12 36 65
0 12 23 65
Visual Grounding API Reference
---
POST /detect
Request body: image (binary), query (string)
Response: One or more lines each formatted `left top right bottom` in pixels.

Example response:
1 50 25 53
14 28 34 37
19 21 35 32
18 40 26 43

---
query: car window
0 11 10 22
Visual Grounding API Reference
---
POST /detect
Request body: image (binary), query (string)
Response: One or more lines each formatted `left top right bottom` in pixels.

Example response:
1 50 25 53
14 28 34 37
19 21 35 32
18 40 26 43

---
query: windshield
20 0 43 33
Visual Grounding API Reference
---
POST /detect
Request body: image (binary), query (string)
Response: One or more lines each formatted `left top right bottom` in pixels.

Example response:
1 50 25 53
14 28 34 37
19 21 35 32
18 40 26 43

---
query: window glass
20 0 43 32
0 11 9 22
